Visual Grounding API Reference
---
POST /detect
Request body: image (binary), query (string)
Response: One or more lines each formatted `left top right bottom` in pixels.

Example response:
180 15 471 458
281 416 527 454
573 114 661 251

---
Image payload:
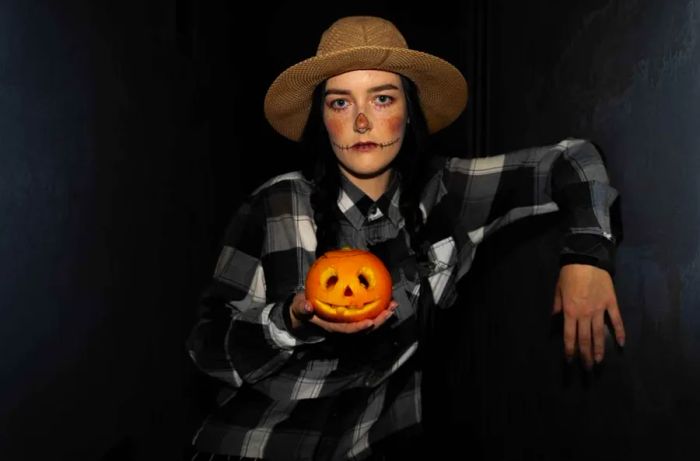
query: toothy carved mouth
314 299 381 313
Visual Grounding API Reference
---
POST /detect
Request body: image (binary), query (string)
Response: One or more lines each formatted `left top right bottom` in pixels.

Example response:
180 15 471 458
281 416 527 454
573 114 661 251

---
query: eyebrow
324 83 401 96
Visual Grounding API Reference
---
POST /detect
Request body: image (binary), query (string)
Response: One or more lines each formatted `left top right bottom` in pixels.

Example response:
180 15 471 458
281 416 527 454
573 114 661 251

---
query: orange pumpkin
305 248 393 323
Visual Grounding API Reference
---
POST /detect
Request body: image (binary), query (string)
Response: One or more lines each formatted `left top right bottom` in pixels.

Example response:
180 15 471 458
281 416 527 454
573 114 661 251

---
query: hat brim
264 46 468 142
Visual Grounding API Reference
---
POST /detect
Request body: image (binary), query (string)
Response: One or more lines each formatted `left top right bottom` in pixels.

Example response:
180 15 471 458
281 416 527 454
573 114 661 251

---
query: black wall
1 1 698 460
0 1 212 459
484 0 700 458
429 2 700 459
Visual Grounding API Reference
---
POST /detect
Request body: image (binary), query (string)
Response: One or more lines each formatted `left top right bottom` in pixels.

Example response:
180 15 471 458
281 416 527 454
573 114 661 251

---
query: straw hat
264 16 468 142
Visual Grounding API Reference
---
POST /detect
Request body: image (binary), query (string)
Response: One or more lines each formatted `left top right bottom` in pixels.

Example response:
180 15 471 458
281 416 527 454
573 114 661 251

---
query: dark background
1 0 698 460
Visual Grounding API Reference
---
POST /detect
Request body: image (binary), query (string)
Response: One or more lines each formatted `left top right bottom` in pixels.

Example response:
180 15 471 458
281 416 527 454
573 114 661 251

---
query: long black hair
299 75 432 259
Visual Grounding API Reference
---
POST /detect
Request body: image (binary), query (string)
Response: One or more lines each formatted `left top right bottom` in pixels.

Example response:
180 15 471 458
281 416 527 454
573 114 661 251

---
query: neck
341 168 392 201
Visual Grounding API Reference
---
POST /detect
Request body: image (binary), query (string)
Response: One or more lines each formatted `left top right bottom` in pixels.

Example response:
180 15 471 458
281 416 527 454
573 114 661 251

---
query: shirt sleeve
186 191 323 388
441 138 619 279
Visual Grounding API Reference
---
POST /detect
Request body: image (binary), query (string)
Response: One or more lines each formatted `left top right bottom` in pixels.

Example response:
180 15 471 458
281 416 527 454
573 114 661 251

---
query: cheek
382 114 407 136
324 117 345 140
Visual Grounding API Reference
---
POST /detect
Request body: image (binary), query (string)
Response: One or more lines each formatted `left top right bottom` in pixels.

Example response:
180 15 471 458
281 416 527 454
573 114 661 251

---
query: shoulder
556 138 593 149
250 171 313 199
243 171 314 220
556 138 603 158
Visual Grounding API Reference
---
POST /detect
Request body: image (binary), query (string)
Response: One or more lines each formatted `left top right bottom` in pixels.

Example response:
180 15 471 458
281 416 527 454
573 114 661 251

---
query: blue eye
330 99 349 109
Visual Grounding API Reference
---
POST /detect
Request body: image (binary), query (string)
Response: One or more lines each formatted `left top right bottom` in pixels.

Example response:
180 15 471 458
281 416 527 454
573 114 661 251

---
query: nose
354 112 371 133
344 286 353 297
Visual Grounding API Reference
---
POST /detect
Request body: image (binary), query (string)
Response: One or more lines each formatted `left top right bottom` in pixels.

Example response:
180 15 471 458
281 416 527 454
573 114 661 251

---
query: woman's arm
186 192 323 387
441 138 624 364
446 138 618 264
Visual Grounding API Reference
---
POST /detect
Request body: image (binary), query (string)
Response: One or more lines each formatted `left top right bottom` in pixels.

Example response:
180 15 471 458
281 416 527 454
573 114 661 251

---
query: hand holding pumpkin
289 292 397 334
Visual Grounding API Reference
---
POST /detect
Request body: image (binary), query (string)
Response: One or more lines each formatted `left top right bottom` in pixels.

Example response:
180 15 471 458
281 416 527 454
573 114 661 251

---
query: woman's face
323 70 408 181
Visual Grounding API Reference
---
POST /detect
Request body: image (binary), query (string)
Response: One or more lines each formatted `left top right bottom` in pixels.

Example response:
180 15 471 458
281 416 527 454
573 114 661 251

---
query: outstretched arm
433 138 624 364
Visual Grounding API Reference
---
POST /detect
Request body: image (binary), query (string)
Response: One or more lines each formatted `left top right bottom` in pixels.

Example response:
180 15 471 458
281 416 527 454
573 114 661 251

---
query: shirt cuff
559 233 617 276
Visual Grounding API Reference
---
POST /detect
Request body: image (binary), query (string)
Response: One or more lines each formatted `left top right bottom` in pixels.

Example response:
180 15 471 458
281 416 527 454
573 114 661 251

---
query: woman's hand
289 292 397 334
552 264 626 368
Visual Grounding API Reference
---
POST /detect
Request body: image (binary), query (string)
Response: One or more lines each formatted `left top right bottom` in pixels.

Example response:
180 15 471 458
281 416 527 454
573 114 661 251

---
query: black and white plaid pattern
187 139 618 460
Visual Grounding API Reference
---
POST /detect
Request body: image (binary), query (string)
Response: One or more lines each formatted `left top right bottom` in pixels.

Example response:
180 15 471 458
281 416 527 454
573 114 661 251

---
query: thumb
552 283 562 315
290 292 314 322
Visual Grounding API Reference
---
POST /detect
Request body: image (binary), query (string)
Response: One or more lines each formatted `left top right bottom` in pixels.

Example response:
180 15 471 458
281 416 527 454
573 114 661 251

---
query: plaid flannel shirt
187 138 619 460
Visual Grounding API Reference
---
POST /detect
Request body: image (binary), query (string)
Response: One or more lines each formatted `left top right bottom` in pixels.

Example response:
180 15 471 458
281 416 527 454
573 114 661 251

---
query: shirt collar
337 173 402 230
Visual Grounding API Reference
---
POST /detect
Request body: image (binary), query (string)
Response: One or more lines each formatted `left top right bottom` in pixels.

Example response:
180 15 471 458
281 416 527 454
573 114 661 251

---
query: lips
351 142 378 152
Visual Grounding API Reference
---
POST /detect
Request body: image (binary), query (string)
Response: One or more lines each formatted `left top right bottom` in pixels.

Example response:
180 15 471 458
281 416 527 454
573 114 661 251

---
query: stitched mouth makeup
332 138 401 152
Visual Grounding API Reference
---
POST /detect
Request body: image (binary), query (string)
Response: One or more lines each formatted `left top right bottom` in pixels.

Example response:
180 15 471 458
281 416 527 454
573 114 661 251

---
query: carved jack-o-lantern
305 248 393 323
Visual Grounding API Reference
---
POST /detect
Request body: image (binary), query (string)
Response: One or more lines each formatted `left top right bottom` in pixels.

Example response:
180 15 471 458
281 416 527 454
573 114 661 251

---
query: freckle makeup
325 118 344 139
385 115 406 134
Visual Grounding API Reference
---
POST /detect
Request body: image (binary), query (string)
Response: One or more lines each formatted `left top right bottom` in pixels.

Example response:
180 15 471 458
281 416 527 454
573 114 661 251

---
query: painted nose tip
344 286 353 297
354 113 371 133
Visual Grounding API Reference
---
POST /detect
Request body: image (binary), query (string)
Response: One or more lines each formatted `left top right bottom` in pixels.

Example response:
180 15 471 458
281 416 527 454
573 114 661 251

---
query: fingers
566 305 623 369
289 293 314 330
607 300 626 348
291 294 313 318
311 305 397 333
292 299 314 320
370 302 398 329
592 312 605 364
563 314 577 362
557 264 627 370
572 311 616 369
304 300 399 334
577 317 593 369
311 317 374 334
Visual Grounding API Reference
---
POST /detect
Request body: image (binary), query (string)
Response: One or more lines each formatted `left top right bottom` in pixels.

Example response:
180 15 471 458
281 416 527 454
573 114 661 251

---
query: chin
345 164 392 179
342 156 394 177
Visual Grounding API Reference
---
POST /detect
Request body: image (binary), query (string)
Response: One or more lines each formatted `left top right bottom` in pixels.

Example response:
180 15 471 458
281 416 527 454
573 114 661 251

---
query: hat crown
316 16 408 56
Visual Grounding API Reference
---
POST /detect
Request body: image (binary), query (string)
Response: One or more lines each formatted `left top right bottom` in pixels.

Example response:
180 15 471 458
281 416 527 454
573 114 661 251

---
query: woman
187 15 625 461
